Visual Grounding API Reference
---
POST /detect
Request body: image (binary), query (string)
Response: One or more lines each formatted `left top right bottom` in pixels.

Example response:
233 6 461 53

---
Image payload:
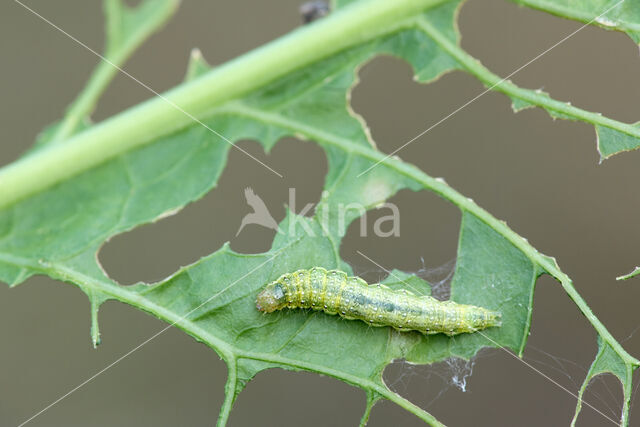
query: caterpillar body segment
256 267 501 336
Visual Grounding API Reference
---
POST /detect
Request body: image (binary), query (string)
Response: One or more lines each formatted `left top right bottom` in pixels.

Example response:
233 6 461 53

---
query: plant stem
49 32 145 142
217 360 237 427
415 18 640 146
359 392 379 427
50 0 179 142
0 0 448 210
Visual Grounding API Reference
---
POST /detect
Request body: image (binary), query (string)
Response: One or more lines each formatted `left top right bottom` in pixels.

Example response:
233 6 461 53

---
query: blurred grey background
1 0 640 426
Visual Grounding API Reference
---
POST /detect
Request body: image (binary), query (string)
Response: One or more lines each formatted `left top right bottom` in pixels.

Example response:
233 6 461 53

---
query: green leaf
597 122 640 160
380 269 432 296
1 0 639 425
104 0 178 58
184 48 212 82
572 337 637 427
509 0 640 45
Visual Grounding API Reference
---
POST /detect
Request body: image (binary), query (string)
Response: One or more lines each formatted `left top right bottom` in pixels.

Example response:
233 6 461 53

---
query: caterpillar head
463 307 502 333
256 282 286 313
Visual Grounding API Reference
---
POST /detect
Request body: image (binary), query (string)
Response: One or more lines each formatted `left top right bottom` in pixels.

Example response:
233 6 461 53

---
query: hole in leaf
351 55 483 163
351 55 523 207
366 398 436 427
381 355 488 425
233 369 363 426
99 137 326 285
577 373 624 426
228 138 327 254
522 275 624 426
340 188 459 290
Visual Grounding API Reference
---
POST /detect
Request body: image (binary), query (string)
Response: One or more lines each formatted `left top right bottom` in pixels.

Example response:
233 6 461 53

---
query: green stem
622 364 633 426
0 0 448 210
617 266 640 281
217 360 237 427
360 392 379 427
50 39 138 142
415 17 640 144
541 272 640 369
90 293 102 347
51 0 178 142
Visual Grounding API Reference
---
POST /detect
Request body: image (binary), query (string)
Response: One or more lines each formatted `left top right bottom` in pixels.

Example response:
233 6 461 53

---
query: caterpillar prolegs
256 267 501 336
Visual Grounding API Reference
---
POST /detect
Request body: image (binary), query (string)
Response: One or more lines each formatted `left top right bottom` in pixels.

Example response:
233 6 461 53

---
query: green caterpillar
256 267 501 336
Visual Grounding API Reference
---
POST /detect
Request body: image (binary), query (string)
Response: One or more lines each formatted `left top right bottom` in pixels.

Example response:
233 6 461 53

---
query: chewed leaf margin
508 0 640 45
572 337 636 426
1 0 639 426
